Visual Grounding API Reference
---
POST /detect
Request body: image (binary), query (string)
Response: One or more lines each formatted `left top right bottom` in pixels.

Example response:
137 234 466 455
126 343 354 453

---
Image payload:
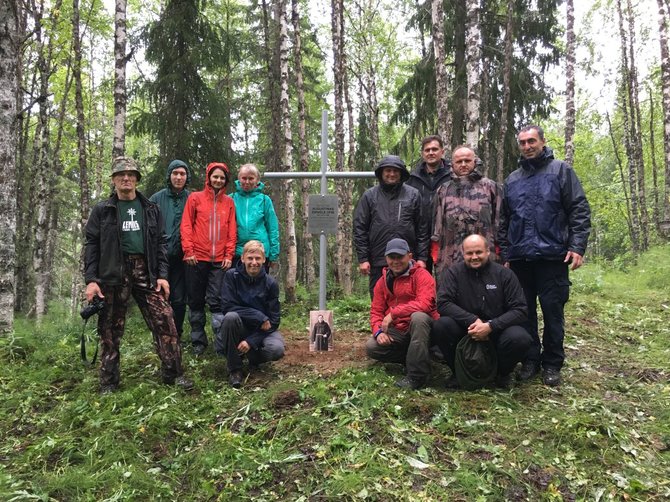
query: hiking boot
99 384 118 394
444 374 460 390
229 370 243 389
495 373 513 390
542 368 562 387
395 376 424 390
192 344 206 356
516 361 540 382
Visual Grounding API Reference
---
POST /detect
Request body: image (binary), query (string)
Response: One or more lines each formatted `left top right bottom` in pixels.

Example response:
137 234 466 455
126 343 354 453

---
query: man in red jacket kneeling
366 238 439 390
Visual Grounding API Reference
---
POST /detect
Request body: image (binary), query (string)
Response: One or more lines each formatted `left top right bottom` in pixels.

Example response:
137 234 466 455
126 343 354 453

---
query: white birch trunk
564 0 576 166
277 0 297 302
464 0 482 149
0 0 19 332
656 0 670 233
431 0 450 150
291 0 316 287
112 0 127 158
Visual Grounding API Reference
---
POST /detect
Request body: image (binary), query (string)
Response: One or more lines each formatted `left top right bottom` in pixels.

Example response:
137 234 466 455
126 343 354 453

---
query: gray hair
238 163 261 180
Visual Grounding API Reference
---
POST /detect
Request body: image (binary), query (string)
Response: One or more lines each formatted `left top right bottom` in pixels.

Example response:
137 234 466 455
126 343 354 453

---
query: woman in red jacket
181 162 237 355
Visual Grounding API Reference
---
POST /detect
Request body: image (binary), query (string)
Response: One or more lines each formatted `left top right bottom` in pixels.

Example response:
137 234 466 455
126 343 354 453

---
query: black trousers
167 255 187 337
431 316 532 376
510 260 570 370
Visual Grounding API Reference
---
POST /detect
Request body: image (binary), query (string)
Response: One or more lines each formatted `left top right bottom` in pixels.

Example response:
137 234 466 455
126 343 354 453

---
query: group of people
84 159 284 393
358 125 591 390
83 123 590 394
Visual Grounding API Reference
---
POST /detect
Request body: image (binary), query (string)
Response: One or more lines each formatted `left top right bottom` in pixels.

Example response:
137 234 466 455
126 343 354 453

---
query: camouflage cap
111 156 142 181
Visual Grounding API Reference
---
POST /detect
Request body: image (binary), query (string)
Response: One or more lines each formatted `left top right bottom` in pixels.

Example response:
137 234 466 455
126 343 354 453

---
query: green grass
1 249 669 500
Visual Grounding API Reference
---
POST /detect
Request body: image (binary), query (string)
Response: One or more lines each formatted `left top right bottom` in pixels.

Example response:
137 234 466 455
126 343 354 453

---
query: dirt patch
276 329 368 375
270 389 302 410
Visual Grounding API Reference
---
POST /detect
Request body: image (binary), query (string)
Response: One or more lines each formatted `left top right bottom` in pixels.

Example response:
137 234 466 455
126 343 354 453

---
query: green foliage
2 252 670 500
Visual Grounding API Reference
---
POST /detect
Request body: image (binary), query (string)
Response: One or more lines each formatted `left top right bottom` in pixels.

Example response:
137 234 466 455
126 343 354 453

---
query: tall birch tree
431 0 449 149
656 0 670 236
291 0 315 287
464 0 482 149
0 0 19 332
277 0 298 302
564 0 576 166
112 0 127 158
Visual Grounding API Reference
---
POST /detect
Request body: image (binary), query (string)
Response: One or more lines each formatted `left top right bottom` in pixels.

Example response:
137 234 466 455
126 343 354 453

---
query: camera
80 296 105 320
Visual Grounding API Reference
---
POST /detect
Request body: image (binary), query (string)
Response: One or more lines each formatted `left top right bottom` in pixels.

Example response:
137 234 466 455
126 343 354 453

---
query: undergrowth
0 250 669 501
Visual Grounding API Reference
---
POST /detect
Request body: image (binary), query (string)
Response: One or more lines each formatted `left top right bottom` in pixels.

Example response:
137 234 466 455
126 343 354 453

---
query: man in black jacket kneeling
431 234 532 390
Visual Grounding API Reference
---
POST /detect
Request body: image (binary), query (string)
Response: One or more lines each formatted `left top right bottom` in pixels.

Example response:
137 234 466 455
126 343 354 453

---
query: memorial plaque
308 195 338 234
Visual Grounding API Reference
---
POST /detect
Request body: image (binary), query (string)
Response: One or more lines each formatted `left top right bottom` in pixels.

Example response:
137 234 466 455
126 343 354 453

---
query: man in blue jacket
150 159 191 339
498 125 591 386
216 240 285 388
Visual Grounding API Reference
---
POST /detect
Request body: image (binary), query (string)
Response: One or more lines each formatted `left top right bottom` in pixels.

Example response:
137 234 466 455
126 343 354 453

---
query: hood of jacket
518 146 555 171
374 155 410 183
234 179 266 196
166 159 191 189
205 162 231 192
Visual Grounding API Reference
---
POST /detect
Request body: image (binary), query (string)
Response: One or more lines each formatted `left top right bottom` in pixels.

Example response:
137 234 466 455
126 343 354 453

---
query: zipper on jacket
210 196 218 261
397 203 402 221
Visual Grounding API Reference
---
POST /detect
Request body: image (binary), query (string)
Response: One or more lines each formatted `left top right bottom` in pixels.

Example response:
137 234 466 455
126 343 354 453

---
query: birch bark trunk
656 0 670 235
277 0 298 302
112 0 127 158
431 0 450 150
564 0 576 167
291 0 316 287
464 0 481 149
0 0 19 332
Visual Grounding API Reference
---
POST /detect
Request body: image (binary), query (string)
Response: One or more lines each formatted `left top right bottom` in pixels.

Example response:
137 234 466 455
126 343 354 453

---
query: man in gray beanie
354 155 429 298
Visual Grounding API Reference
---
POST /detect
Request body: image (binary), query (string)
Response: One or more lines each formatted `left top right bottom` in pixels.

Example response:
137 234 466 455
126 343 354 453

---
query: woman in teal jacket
231 164 280 270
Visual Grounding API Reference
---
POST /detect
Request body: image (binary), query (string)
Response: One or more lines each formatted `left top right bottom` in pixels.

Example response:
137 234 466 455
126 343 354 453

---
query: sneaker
229 370 243 389
495 373 513 390
444 374 460 390
99 384 118 394
394 376 424 390
516 361 540 382
542 368 561 387
192 344 206 356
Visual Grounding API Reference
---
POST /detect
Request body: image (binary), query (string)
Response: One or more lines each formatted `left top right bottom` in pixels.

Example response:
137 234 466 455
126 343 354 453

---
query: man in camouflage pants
431 145 502 277
84 157 194 394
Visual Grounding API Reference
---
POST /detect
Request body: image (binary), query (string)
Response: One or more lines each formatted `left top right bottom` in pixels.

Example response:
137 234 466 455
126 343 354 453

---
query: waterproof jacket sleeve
497 185 511 261
180 194 196 258
487 269 527 333
223 196 238 261
263 195 280 262
436 267 479 328
411 190 430 262
83 205 102 284
388 268 436 322
153 204 170 280
353 192 372 263
561 164 591 256
369 274 388 332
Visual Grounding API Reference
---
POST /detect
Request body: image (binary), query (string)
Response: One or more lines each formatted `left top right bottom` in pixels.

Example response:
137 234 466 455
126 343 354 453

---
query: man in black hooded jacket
353 155 429 297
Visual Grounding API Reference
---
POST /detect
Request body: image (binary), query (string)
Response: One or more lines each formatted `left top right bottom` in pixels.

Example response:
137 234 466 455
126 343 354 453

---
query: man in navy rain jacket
498 125 591 387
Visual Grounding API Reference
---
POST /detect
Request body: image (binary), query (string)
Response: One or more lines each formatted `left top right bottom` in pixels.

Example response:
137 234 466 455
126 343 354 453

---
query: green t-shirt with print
117 199 144 255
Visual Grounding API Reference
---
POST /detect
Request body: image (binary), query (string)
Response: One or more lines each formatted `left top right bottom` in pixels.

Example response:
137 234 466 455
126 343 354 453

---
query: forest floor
1 248 670 500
